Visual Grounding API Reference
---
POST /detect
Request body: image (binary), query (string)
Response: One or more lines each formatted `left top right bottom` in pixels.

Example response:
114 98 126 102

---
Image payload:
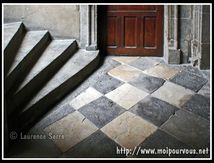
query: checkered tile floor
8 57 210 158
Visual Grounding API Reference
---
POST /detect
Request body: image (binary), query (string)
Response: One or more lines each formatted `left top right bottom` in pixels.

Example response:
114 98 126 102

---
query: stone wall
199 6 210 69
169 5 210 69
4 5 80 40
179 5 193 63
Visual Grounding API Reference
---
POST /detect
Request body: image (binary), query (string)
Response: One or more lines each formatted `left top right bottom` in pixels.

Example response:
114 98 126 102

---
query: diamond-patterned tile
130 96 179 127
128 57 162 71
108 64 142 82
105 83 148 110
181 94 210 120
179 65 205 78
161 110 210 149
93 74 124 94
143 64 180 80
62 130 125 158
169 71 208 92
42 104 75 128
112 57 139 64
44 111 98 152
101 112 157 150
152 81 195 108
138 129 193 158
198 82 210 98
78 96 125 128
69 87 103 110
129 73 165 94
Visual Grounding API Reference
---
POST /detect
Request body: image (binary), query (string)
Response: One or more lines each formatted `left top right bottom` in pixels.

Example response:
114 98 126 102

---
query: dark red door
99 5 163 56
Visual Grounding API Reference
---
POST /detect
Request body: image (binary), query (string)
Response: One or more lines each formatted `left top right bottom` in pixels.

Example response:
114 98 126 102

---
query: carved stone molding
80 5 97 50
164 5 181 64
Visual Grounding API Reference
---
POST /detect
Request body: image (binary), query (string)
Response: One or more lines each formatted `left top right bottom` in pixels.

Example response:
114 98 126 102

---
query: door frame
80 5 181 64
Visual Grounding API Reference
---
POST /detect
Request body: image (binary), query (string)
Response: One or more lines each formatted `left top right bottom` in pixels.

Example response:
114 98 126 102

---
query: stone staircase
4 22 100 135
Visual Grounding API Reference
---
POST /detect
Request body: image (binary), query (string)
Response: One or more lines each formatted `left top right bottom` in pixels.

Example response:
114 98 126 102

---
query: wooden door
99 5 163 56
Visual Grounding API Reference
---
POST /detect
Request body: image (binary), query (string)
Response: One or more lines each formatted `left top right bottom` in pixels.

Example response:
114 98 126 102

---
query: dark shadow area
97 5 108 56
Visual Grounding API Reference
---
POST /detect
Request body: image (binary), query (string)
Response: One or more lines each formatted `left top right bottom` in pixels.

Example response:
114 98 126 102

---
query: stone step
7 39 78 116
9 49 100 133
4 22 26 75
5 30 51 95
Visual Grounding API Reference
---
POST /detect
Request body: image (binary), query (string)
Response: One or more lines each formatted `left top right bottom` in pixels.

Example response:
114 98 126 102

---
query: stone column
191 5 210 69
164 5 181 64
80 5 97 50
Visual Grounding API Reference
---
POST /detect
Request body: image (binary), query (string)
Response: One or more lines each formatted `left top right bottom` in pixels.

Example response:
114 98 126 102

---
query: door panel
144 16 156 47
124 16 137 47
107 16 117 47
100 5 163 56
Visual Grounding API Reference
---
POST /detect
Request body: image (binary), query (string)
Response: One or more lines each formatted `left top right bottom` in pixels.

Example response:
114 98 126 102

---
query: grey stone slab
181 94 210 120
198 82 210 98
129 73 165 94
78 96 126 128
93 74 124 94
201 70 210 80
130 96 178 127
138 129 193 158
169 70 208 92
128 57 161 71
62 130 125 158
161 110 210 149
41 103 75 128
180 65 205 78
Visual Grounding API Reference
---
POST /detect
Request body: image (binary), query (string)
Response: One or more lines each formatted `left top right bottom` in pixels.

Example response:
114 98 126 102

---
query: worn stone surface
43 56 120 114
101 112 157 150
143 64 180 80
108 64 142 82
152 81 195 108
170 71 208 92
112 57 139 64
179 65 205 78
44 111 98 152
105 83 148 110
62 130 125 158
129 73 165 94
181 94 210 120
11 55 210 158
138 129 193 158
8 30 48 74
69 87 103 110
128 57 162 71
93 74 124 94
23 49 99 110
16 39 76 92
168 49 181 64
41 103 75 128
79 96 125 128
198 82 210 98
130 96 178 127
161 110 210 149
